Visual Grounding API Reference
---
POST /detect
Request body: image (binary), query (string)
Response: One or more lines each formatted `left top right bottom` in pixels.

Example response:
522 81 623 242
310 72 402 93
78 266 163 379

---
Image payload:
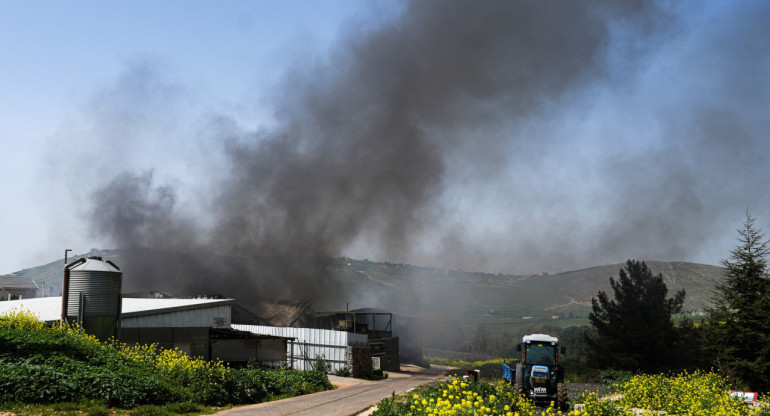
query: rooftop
522 333 560 344
0 296 233 322
0 277 39 290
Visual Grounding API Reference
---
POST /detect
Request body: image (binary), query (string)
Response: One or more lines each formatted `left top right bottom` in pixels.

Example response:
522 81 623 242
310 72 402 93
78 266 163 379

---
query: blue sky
2 1 769 278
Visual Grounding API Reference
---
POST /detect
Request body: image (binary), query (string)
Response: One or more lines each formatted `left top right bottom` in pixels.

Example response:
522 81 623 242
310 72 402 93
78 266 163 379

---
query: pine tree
587 259 685 372
707 211 770 390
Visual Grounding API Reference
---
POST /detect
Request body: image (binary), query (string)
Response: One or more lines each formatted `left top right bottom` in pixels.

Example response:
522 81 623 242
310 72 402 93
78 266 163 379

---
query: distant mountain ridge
3 250 724 341
326 257 723 319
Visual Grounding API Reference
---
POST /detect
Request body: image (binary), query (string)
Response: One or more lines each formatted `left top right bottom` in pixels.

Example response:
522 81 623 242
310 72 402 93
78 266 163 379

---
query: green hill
326 258 724 348
5 249 121 297
4 250 724 349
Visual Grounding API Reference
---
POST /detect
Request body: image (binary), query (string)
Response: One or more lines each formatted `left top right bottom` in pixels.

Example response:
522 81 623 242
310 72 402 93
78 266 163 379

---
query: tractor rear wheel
514 383 524 397
557 382 568 411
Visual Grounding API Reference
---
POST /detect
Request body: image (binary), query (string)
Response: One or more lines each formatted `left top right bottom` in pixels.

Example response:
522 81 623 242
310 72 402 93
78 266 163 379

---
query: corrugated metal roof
0 297 59 321
68 257 120 272
121 298 233 317
239 298 314 327
0 277 39 290
0 296 234 322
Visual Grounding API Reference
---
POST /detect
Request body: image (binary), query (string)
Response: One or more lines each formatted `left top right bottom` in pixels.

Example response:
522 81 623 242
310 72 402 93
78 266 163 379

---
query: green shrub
131 404 174 416
310 355 331 373
372 379 536 416
0 309 333 409
598 369 634 390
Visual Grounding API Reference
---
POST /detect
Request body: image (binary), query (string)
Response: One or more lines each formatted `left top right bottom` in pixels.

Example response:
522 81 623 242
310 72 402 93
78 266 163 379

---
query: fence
232 324 368 372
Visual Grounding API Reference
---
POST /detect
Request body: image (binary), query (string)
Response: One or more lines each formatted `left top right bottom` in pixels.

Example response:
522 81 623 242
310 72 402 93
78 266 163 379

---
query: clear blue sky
1 1 769 276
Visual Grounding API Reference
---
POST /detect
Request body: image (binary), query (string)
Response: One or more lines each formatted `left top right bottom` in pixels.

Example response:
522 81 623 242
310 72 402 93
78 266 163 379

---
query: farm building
0 276 38 300
0 296 292 366
313 309 401 371
233 324 374 376
1 256 409 373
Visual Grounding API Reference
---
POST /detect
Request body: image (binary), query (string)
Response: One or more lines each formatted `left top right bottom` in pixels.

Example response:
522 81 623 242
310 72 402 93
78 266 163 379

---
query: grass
0 401 222 416
426 357 514 370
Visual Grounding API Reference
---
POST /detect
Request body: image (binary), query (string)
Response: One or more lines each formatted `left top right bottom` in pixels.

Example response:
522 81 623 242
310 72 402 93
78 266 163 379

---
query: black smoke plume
86 0 770 308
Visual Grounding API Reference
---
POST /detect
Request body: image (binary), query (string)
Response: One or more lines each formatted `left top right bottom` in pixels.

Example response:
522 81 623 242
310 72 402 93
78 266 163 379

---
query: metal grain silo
61 256 123 341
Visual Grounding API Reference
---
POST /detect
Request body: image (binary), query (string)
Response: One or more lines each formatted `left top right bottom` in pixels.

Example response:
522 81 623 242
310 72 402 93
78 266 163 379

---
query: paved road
217 366 448 416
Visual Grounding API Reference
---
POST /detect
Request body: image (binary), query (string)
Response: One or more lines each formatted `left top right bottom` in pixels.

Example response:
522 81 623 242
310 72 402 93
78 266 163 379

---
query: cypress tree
707 211 770 390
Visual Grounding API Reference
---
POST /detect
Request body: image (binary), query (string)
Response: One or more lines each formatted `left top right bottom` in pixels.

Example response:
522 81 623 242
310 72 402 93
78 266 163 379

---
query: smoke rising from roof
83 1 770 307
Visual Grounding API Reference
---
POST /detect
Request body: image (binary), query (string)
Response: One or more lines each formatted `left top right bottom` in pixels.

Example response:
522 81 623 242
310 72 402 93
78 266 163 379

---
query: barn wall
211 338 287 363
348 345 373 378
369 337 400 372
121 327 210 359
121 305 231 328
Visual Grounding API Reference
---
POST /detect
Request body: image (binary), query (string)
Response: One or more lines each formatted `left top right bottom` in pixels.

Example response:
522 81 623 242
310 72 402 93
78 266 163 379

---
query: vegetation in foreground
427 357 515 380
0 400 215 416
0 309 332 411
373 371 770 416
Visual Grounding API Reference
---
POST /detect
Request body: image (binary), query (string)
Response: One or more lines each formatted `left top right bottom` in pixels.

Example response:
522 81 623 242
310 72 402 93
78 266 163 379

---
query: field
373 370 770 415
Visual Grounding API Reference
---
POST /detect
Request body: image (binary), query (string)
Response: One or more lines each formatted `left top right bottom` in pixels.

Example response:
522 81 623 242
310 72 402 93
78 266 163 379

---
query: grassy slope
327 258 724 342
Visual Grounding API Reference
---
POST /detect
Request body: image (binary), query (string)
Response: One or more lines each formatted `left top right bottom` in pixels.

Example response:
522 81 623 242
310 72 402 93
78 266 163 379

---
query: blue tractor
502 333 567 409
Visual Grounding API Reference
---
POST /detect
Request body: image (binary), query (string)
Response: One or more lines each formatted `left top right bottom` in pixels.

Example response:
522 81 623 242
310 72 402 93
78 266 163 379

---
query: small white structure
233 324 368 372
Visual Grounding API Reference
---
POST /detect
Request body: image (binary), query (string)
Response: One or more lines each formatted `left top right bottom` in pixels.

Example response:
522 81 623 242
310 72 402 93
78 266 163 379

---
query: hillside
2 250 724 349
326 258 724 346
4 249 122 297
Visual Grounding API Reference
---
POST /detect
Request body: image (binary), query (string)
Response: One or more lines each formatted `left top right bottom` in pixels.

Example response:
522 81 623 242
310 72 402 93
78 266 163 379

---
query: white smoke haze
38 0 769 307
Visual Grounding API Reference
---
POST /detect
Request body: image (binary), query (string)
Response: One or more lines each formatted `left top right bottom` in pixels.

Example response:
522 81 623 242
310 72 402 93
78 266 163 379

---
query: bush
372 371 768 416
310 355 331 373
0 309 333 409
598 369 634 391
373 378 535 416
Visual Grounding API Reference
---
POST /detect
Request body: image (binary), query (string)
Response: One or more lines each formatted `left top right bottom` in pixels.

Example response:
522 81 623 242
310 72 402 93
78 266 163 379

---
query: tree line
588 210 770 391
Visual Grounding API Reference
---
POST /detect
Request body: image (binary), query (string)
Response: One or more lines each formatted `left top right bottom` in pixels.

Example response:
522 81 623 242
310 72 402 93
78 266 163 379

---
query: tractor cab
503 333 567 409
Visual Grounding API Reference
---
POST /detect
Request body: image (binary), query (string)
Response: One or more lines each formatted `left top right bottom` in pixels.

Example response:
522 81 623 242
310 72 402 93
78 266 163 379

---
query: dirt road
217 365 448 416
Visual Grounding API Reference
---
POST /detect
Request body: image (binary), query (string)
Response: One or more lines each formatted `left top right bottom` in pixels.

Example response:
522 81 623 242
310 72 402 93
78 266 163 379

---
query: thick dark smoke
85 0 770 307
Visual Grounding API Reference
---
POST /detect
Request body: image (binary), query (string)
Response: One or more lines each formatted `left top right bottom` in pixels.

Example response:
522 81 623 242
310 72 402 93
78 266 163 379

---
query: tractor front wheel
557 382 568 411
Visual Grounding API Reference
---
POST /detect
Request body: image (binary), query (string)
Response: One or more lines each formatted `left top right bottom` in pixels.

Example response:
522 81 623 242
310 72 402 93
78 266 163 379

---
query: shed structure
313 309 401 371
233 324 369 373
0 277 38 300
